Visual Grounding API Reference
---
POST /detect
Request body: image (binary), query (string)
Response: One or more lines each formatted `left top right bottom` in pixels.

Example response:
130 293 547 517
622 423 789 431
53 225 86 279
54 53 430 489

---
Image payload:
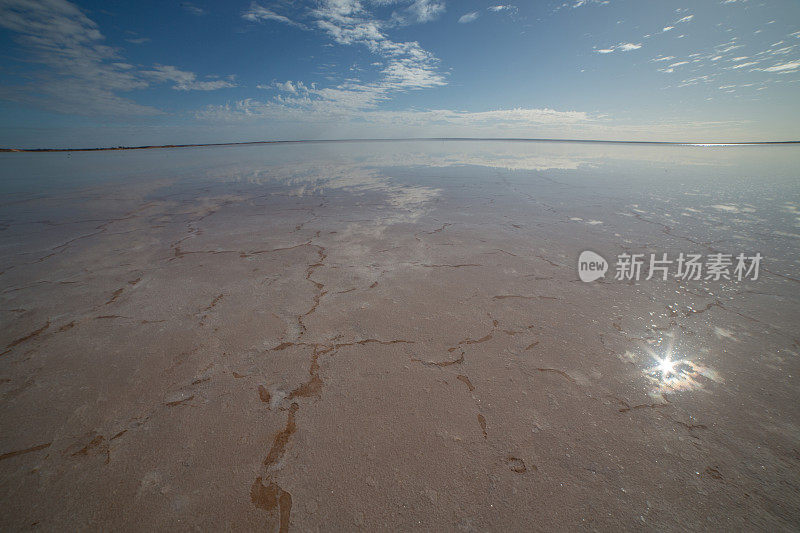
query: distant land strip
2 137 799 153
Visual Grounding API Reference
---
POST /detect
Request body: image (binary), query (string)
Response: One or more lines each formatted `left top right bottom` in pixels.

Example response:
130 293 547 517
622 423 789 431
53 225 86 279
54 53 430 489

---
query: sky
0 0 798 147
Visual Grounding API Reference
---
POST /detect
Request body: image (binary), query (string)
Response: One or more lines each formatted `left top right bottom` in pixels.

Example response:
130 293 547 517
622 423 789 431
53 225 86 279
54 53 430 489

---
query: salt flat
1 141 799 530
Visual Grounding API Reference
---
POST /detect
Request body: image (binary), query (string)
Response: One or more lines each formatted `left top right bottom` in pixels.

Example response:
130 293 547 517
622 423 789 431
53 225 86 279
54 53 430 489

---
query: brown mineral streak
0 442 51 461
264 403 299 468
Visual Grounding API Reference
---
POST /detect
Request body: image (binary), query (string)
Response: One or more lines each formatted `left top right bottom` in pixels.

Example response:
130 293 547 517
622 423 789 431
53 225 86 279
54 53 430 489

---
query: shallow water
1 141 799 530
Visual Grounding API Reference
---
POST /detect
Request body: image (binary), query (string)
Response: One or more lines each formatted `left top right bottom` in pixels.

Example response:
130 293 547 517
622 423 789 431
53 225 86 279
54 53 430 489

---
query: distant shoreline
2 137 800 153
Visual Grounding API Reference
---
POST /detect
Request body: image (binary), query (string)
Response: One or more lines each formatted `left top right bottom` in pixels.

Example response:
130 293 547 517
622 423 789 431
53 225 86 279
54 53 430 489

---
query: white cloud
662 26 674 32
458 11 480 23
760 61 800 72
488 5 515 11
242 3 305 27
197 101 594 131
596 42 641 53
0 0 236 115
644 29 800 91
569 0 610 7
143 65 237 91
269 80 304 93
676 15 694 23
377 0 447 25
405 0 445 23
728 61 758 69
0 0 156 114
180 2 205 16
192 102 762 144
240 0 448 118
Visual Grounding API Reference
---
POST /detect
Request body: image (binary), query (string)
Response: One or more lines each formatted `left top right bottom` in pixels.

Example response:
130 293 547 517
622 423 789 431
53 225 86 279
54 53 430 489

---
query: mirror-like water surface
1 141 799 530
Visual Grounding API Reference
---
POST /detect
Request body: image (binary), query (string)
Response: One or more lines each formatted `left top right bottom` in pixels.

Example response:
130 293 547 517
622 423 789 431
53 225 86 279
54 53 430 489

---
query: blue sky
0 0 798 147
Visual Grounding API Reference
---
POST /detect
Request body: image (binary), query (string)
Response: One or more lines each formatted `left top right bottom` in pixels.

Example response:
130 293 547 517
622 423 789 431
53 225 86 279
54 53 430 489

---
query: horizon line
2 137 800 153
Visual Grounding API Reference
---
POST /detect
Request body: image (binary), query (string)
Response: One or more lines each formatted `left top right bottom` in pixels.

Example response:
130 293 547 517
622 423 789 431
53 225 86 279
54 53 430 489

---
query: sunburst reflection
641 334 720 391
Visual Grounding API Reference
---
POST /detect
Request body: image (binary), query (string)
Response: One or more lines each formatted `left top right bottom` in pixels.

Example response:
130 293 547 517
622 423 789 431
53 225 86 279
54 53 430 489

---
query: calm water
1 141 799 530
3 140 799 275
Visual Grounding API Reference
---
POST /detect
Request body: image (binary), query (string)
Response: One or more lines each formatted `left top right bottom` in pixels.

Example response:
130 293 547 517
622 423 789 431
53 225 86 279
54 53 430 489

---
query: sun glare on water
657 357 676 377
640 333 720 392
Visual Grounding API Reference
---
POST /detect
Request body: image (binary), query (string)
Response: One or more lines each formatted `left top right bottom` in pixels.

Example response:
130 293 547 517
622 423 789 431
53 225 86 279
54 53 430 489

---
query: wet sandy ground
1 142 799 530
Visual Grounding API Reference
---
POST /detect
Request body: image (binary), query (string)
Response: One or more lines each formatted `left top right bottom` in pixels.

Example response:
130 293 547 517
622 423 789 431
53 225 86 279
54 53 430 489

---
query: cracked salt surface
0 141 799 530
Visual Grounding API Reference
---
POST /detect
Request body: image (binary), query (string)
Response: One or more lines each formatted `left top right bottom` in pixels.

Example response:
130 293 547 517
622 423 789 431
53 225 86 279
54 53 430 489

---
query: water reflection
640 333 721 392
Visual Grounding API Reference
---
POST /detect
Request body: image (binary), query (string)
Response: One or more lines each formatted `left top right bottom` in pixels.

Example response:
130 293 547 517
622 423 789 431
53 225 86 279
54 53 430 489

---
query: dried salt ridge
0 140 799 530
